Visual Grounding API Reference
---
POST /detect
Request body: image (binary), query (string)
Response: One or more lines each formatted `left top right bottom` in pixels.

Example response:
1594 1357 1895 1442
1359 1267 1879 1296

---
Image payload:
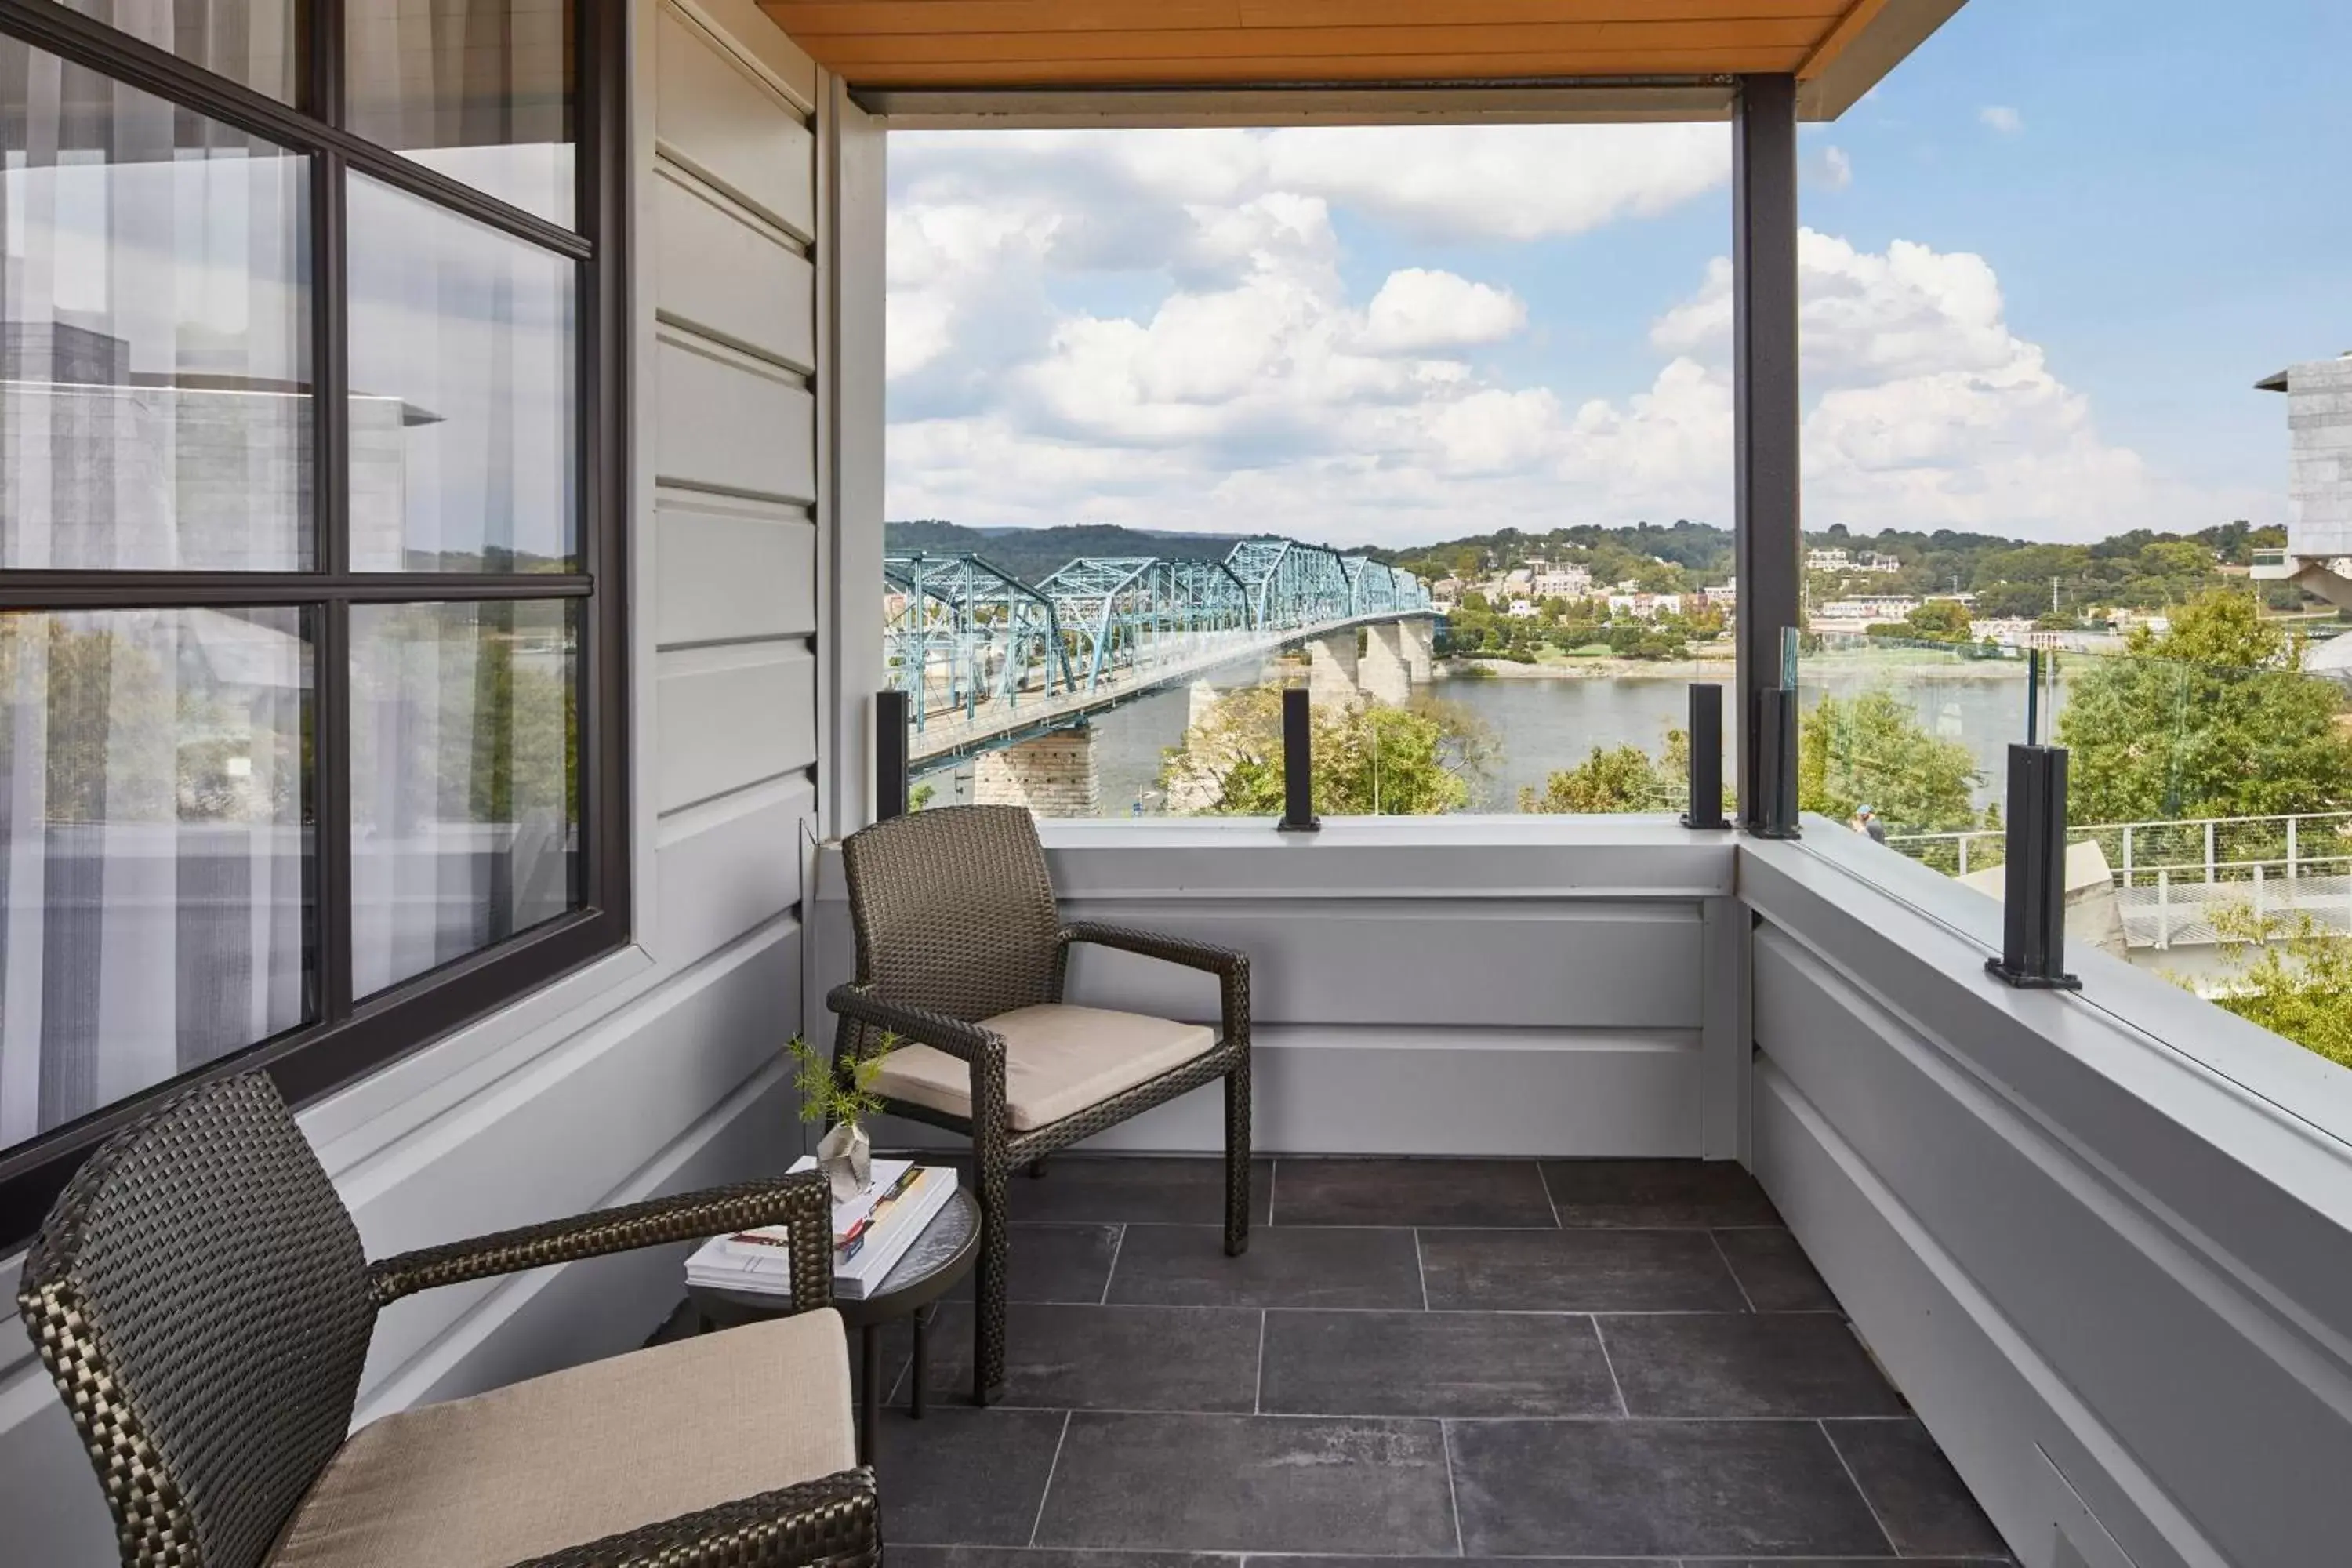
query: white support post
2287 817 2300 895
2254 862 2267 923
2158 869 2172 952
2122 825 2134 889
1958 836 1970 877
2205 820 2218 885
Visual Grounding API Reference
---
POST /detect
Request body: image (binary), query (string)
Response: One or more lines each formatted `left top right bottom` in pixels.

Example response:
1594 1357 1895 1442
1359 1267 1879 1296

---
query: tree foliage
2056 590 2352 823
2198 907 2352 1068
1519 729 1698 814
1798 688 1982 834
1159 684 1493 816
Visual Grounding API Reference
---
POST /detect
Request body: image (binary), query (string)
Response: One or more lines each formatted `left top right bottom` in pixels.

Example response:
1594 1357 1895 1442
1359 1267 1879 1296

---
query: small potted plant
786 1033 891 1202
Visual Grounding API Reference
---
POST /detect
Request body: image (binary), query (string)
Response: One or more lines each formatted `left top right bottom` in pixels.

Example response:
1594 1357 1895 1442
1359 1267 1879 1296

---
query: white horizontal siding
654 490 816 647
652 167 815 373
655 775 816 971
653 5 814 238
655 335 816 503
655 641 818 815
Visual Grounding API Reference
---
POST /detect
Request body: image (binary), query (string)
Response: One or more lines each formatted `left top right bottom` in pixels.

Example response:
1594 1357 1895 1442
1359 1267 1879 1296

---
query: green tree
2195 907 2352 1067
1159 686 1492 816
1798 688 1980 834
2056 590 2352 823
1519 728 1698 814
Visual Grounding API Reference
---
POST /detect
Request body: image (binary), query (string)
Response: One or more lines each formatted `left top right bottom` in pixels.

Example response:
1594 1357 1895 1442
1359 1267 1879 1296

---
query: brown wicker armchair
15 1071 880 1568
827 803 1251 1405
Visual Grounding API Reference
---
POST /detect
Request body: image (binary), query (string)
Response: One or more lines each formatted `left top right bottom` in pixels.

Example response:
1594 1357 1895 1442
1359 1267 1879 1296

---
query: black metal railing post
1277 686 1319 833
1749 685 1802 838
1987 742 2082 989
875 688 909 822
1682 683 1730 829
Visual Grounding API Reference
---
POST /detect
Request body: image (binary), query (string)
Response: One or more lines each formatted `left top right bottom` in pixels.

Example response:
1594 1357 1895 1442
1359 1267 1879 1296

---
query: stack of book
686 1156 956 1301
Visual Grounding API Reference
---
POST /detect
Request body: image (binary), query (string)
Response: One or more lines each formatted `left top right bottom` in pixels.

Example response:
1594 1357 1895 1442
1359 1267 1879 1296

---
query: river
915 652 2056 816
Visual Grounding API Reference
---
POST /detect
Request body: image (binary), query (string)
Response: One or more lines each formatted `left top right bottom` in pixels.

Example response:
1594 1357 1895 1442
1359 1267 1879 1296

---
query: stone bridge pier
1310 619 1434 709
975 724 1101 817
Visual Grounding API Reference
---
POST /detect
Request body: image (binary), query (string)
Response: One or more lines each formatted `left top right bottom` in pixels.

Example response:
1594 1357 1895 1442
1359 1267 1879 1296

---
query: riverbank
1439 652 2040 682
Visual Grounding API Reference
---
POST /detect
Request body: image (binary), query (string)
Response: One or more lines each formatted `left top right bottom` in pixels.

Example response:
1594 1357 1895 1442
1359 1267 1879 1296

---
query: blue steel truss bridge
885 536 1435 764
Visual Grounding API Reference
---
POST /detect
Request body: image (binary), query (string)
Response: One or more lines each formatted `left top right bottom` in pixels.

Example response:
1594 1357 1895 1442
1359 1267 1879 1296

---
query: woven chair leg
975 1145 1011 1406
1224 1065 1251 1257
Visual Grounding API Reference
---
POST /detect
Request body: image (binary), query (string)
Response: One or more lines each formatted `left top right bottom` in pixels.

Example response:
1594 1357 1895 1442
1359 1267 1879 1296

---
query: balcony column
1732 74 1802 831
1359 623 1413 706
975 724 1101 817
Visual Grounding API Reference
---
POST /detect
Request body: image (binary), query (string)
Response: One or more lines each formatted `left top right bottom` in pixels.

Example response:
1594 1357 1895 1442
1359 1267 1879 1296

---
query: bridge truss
884 535 1432 760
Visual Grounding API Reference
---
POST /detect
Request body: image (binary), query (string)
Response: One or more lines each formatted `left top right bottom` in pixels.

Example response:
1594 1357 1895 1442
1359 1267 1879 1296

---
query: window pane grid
0 0 622 1240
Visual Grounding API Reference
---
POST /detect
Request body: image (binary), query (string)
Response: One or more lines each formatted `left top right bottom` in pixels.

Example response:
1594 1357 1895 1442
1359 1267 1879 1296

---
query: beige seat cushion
874 1003 1218 1131
268 1309 854 1568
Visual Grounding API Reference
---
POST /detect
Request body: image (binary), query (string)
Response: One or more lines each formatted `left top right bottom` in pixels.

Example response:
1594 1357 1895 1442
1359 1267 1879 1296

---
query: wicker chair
15 1070 880 1568
827 803 1251 1404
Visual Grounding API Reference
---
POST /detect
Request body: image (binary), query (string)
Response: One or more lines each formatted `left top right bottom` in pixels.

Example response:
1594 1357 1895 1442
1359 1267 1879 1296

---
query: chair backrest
840 804 1064 1022
16 1072 377 1568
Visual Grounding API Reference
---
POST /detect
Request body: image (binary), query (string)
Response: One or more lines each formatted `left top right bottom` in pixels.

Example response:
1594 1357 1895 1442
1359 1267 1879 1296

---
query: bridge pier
1188 680 1222 731
1308 633 1360 709
975 724 1101 818
1396 618 1434 682
1361 624 1414 706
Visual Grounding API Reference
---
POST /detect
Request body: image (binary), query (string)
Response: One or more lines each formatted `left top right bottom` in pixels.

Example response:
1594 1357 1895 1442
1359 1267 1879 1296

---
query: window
0 0 626 1246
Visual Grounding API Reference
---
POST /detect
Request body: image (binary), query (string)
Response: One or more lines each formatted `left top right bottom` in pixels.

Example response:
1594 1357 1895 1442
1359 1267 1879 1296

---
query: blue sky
883 0 2350 548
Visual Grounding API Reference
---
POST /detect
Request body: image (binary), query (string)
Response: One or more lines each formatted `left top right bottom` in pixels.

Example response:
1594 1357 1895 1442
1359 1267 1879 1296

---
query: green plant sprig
785 1033 892 1128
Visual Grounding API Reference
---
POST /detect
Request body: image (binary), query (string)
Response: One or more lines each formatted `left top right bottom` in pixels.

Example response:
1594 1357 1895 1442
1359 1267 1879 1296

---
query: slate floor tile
1109 1224 1424 1309
1420 1228 1748 1312
893 1551 1229 1568
1712 1226 1840 1312
1827 1417 2013 1559
1449 1418 1891 1559
946 1224 1124 1305
1007 1156 1274 1226
1259 1308 1618 1417
877 1405 1073 1546
1271 1158 1558 1229
1540 1160 1781 1227
908 1302 1264 1412
1248 1559 1657 1568
1688 1559 2012 1566
1034 1412 1458 1555
1599 1313 1907 1417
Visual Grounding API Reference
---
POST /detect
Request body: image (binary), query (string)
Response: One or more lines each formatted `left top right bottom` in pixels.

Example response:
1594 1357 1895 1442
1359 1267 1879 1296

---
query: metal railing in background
1890 810 2352 949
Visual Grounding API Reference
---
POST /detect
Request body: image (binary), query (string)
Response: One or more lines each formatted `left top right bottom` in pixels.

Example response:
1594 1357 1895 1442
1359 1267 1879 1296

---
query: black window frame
0 0 632 1248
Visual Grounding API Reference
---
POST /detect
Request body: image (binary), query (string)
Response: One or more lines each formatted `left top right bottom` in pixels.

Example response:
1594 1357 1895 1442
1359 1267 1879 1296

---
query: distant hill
886 520 1260 584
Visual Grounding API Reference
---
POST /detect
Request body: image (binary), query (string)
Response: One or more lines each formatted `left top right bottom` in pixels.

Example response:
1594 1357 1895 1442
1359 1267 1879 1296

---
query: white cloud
1360 270 1527 354
1980 105 2024 134
885 129 2264 546
1816 145 1854 191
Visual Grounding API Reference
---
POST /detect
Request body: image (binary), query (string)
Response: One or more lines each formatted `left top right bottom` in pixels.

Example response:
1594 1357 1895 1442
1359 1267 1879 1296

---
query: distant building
1501 568 1535 601
1856 552 1904 573
1532 563 1593 601
1504 599 1540 619
2 321 419 570
1606 592 1682 620
1818 594 1919 626
1806 547 1853 572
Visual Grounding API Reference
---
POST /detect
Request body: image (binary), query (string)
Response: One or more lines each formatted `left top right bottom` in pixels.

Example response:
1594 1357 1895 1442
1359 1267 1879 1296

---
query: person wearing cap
1853 804 1888 844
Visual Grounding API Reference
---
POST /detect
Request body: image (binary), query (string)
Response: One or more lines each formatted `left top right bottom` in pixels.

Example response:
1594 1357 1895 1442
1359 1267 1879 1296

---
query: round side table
688 1185 979 1465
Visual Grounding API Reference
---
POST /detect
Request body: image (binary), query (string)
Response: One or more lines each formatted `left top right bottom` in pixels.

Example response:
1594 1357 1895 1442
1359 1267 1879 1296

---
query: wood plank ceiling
755 0 1892 89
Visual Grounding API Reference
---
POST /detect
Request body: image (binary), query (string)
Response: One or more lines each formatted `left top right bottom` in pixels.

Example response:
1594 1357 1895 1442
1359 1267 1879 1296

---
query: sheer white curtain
0 33 310 1149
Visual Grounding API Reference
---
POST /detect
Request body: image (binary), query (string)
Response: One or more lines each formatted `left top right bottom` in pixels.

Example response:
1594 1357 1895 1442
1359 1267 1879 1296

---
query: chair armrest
1061 923 1251 1047
507 1468 880 1568
1062 921 1247 978
826 982 1005 1067
367 1170 833 1311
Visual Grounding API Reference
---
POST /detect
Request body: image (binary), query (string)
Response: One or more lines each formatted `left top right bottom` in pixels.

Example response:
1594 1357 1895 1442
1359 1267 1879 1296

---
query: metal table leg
912 1306 927 1418
858 1323 880 1465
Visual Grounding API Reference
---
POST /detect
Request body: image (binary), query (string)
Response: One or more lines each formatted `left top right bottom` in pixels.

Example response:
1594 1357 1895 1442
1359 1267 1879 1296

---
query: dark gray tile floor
829 1157 2015 1566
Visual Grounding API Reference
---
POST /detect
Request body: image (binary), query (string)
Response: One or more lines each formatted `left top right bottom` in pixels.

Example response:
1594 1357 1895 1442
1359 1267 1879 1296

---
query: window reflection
346 170 576 572
2 36 311 570
346 0 576 226
348 600 579 998
0 608 312 1151
57 0 301 103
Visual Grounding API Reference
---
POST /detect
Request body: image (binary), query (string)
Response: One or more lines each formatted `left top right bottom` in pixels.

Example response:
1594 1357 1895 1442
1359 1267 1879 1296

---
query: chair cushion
874 1003 1219 1132
267 1309 854 1568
